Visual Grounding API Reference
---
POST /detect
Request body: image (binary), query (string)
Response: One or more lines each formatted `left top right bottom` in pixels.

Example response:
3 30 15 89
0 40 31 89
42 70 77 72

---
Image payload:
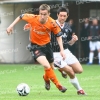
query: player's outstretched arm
56 36 66 60
6 16 21 35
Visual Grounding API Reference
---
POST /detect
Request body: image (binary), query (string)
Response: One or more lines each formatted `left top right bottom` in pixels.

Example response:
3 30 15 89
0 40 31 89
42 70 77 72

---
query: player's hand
88 36 92 40
23 23 31 31
60 50 66 60
68 34 78 45
6 26 13 35
72 34 78 42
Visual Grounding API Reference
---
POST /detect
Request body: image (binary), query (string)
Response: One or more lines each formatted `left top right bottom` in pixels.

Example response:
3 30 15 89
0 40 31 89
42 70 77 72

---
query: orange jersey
21 14 61 45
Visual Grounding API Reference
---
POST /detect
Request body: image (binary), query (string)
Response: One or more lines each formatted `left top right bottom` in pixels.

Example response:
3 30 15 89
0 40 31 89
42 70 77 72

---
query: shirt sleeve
51 20 61 35
20 13 35 23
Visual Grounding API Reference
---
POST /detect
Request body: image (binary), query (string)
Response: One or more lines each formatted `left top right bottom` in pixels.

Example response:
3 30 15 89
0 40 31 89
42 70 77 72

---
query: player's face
84 18 89 23
92 19 98 25
57 12 68 24
39 10 50 24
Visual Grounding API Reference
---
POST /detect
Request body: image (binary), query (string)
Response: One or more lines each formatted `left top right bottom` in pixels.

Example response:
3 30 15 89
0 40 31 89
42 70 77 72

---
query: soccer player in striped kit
50 7 86 95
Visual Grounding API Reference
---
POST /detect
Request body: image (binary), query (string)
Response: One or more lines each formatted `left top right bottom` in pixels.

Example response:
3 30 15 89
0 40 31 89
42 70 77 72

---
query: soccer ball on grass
16 83 30 96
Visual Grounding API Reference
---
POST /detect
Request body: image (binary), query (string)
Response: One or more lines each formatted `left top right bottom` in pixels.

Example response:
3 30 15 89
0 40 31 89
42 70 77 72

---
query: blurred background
0 0 100 64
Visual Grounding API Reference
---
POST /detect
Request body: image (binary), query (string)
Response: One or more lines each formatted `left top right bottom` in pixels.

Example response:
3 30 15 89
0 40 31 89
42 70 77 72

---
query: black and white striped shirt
51 21 72 52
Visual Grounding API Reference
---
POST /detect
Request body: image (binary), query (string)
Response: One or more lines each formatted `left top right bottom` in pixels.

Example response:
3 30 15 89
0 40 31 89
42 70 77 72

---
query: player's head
92 18 98 25
57 7 69 24
84 18 89 23
39 4 50 24
69 19 73 25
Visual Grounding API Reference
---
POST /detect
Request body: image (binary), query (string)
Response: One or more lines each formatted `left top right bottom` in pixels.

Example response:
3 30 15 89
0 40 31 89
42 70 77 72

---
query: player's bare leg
54 63 67 78
58 65 86 95
69 62 86 95
50 62 67 78
97 49 100 64
58 69 67 78
37 56 67 92
69 62 83 74
59 66 75 79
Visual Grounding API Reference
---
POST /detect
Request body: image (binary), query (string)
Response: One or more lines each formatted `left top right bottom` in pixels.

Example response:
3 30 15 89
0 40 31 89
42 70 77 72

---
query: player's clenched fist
24 23 31 30
72 34 78 41
6 26 13 35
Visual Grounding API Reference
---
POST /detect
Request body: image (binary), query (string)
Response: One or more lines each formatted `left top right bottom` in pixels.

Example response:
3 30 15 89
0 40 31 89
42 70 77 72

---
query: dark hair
57 7 69 15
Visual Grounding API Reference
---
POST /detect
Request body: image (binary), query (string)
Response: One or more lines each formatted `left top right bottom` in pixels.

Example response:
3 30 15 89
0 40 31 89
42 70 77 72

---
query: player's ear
67 14 69 17
49 13 51 16
57 13 58 17
66 14 69 19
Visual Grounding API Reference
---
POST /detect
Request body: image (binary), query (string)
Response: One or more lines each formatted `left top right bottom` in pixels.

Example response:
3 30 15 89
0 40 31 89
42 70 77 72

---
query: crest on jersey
65 29 69 33
35 50 39 54
62 33 68 38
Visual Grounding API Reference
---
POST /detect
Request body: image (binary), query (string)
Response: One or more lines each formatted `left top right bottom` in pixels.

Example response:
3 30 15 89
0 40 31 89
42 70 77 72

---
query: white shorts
54 49 78 68
89 41 100 51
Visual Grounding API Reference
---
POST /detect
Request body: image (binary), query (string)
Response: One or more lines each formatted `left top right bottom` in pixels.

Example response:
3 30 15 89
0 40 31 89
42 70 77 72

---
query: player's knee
77 68 83 74
75 64 83 74
43 64 51 69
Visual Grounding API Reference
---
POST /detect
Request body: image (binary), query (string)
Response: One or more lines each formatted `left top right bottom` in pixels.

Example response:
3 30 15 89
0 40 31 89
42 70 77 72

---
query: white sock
89 52 94 63
98 52 100 63
70 76 82 91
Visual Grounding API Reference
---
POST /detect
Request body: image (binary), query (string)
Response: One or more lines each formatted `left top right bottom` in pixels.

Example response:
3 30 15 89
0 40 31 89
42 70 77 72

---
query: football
16 83 30 96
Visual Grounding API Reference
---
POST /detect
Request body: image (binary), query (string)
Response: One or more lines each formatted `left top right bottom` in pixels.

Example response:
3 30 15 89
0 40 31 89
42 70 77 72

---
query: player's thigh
65 49 78 65
33 48 51 69
61 65 74 74
69 62 83 74
46 46 54 64
89 41 95 51
54 52 67 68
53 52 75 78
96 41 100 52
37 56 51 69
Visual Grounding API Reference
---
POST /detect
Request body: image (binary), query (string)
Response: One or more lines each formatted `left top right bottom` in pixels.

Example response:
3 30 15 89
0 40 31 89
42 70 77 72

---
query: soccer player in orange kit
6 4 67 92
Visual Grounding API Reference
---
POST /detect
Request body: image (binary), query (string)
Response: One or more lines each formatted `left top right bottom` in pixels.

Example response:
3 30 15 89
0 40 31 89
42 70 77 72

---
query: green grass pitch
0 64 100 100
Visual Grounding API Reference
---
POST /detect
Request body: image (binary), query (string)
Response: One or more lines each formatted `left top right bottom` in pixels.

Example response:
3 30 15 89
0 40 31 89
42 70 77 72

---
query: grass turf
0 64 100 100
